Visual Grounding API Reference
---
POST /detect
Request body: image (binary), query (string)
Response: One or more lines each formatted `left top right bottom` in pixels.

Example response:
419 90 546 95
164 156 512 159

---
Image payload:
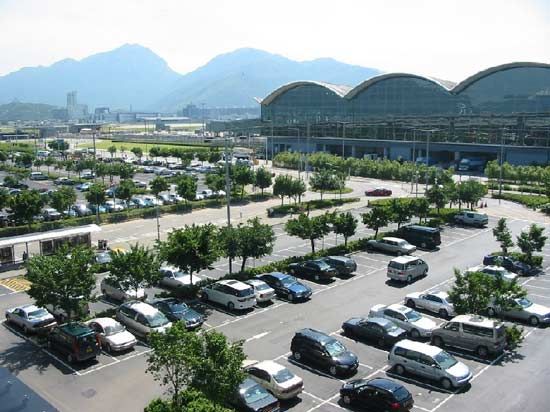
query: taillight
390 402 401 409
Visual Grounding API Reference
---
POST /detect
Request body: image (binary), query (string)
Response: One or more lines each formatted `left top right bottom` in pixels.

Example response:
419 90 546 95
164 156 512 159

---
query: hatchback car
256 272 312 302
233 378 281 412
405 291 455 318
245 360 303 400
368 304 437 338
483 255 540 276
200 280 256 311
47 323 101 363
322 255 357 276
86 317 137 352
151 298 204 329
367 237 416 255
342 317 407 348
340 378 414 411
5 304 56 334
288 259 338 281
244 279 276 303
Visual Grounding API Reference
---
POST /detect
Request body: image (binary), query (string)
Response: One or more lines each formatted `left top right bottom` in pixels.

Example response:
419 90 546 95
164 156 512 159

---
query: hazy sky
1 0 549 81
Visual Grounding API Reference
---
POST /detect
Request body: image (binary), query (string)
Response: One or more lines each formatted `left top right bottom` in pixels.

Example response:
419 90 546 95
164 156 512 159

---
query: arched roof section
346 73 453 100
452 62 550 94
261 81 351 106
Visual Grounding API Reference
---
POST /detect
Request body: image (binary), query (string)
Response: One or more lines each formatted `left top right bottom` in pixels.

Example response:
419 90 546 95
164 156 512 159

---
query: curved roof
261 80 352 105
452 62 550 94
346 73 454 100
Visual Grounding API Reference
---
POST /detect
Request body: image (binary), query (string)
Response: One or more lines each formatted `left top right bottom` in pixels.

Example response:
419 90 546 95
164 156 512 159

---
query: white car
86 317 137 352
201 280 256 311
466 265 518 282
244 360 303 400
405 291 455 318
5 304 57 334
100 276 146 301
159 265 204 288
244 279 276 303
104 200 125 212
368 303 437 338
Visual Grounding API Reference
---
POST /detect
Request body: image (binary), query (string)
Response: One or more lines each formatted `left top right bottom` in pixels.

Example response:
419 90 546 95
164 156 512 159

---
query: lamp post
498 128 506 204
288 127 301 179
224 136 233 274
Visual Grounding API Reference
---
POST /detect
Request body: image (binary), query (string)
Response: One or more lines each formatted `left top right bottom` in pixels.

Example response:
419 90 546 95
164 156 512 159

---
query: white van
387 256 429 283
200 280 256 311
116 301 172 338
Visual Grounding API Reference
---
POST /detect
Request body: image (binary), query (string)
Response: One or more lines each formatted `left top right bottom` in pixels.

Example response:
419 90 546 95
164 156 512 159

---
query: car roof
60 323 94 336
403 224 438 233
217 279 251 290
391 255 419 264
245 279 267 286
367 377 406 393
123 301 159 316
88 317 120 328
381 237 405 242
394 339 442 356
367 317 394 327
266 272 289 279
19 304 42 313
451 314 502 328
326 255 350 261
428 291 449 299
387 304 412 314
253 360 287 375
294 328 335 344
239 377 263 392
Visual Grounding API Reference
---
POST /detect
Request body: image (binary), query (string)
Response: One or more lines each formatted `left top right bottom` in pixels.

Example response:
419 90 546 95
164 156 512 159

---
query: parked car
129 196 148 208
159 265 204 288
244 360 303 400
88 203 107 214
76 182 91 191
487 297 550 326
201 280 256 311
104 200 125 212
388 339 472 390
150 298 204 329
158 193 176 205
290 328 358 376
81 171 95 179
46 323 101 363
340 378 414 411
405 291 455 318
397 225 441 250
45 299 91 323
365 188 392 196
321 256 357 276
233 378 281 412
342 317 407 348
142 166 155 173
244 279 276 303
387 256 428 283
368 304 437 338
143 195 163 207
431 314 506 358
454 211 488 227
85 317 137 352
366 237 416 255
54 177 74 186
466 265 518 282
30 171 48 181
256 272 312 302
5 304 57 334
100 276 146 301
42 207 62 221
483 255 541 276
288 259 338 282
132 180 147 189
73 204 93 216
104 186 118 197
116 301 172 338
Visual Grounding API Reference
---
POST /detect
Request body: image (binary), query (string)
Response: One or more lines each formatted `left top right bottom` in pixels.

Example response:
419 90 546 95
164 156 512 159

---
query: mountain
0 102 61 121
0 44 182 110
155 48 382 111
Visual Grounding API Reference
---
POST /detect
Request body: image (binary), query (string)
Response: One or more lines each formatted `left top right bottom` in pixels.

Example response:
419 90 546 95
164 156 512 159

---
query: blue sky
0 0 548 81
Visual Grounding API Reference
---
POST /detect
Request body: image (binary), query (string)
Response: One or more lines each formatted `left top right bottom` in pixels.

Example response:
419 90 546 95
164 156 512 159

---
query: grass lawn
311 187 354 195
107 123 202 132
77 139 204 152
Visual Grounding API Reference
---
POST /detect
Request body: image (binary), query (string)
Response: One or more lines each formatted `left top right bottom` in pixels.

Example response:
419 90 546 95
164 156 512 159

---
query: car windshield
393 386 410 402
104 323 125 336
324 340 346 357
243 384 270 404
434 351 458 370
404 310 421 322
516 298 533 308
167 302 189 313
254 283 271 291
27 309 48 319
146 312 169 328
281 276 297 286
273 368 294 384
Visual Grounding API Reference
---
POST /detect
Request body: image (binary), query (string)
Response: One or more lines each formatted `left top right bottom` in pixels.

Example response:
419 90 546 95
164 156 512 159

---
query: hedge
492 193 549 209
268 197 360 216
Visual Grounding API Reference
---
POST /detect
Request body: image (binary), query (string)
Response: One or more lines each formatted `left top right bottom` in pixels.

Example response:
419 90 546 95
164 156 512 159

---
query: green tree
493 218 514 255
131 147 143 160
254 167 272 196
117 163 136 179
273 175 292 205
411 197 430 223
208 150 222 164
236 217 275 272
9 190 44 228
205 173 226 195
516 224 547 265
197 151 209 164
332 211 357 247
233 164 254 199
86 183 107 220
285 212 332 253
95 161 109 184
3 175 19 188
0 188 9 211
44 156 55 174
457 180 487 210
50 186 76 215
310 169 338 200
108 145 117 159
150 176 169 197
219 225 240 275
117 179 135 205
158 224 220 284
290 178 306 204
26 246 96 321
362 206 391 238
389 198 411 229
425 184 448 214
176 175 198 204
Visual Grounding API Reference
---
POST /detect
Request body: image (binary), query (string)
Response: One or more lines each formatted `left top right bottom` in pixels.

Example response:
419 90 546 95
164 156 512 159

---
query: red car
365 188 392 196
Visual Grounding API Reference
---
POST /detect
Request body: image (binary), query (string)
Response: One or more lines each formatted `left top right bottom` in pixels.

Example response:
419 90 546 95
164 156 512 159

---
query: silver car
487 297 550 326
5 304 57 334
366 237 416 255
368 303 437 338
159 265 204 288
86 317 137 352
100 276 146 301
405 291 455 318
244 279 276 303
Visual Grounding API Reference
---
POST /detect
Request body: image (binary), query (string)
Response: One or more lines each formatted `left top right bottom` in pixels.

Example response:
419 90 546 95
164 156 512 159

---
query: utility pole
498 128 505 204
425 130 431 192
224 137 233 274
306 122 310 180
92 130 99 224
342 123 346 159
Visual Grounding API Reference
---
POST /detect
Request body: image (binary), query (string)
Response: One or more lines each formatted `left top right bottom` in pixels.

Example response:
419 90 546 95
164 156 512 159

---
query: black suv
290 328 358 376
322 256 357 276
483 255 540 276
288 259 337 281
397 225 441 250
47 323 101 363
340 378 413 411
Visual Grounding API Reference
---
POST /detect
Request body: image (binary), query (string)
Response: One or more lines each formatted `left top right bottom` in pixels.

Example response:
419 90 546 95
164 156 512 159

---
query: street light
498 128 506 204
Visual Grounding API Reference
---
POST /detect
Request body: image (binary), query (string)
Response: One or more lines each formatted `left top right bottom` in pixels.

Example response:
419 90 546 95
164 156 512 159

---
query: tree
95 162 109 184
158 224 220 284
332 211 357 247
255 167 272 196
411 198 430 223
44 156 55 174
50 186 76 215
3 175 19 188
108 244 161 296
205 173 226 195
362 206 391 238
457 180 487 210
219 225 240 275
197 151 209 164
117 179 135 205
131 147 143 161
117 163 136 179
47 139 69 157
389 198 411 229
108 145 117 159
0 188 9 211
26 246 96 321
493 218 514 255
208 150 221 164
290 178 307 204
233 164 254 199
425 184 448 214
273 175 292 205
86 183 107 219
176 175 198 204
9 190 44 228
516 224 547 265
236 217 275 272
150 176 169 197
285 212 332 253
310 169 338 200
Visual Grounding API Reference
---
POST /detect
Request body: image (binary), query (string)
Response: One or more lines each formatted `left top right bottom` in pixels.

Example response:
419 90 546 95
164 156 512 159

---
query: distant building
66 91 89 121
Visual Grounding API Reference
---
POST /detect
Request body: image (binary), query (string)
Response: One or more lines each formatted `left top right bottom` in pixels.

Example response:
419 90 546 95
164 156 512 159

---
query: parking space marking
385 371 458 395
525 284 550 290
529 293 550 299
286 358 347 383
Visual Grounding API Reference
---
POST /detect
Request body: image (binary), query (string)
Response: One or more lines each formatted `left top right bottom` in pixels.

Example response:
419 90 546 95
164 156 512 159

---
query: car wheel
410 329 420 339
329 366 338 376
406 299 416 309
476 346 489 359
440 378 453 390
23 325 30 334
293 351 302 361
287 293 293 302
67 353 74 363
105 343 112 353
227 302 235 311
406 275 413 284
394 364 405 375
432 336 444 347
439 309 449 318
342 395 352 405
487 307 496 317
529 316 540 327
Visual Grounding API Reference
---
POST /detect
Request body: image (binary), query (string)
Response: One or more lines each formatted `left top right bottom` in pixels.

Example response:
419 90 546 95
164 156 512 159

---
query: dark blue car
151 298 204 330
483 255 540 276
256 272 312 302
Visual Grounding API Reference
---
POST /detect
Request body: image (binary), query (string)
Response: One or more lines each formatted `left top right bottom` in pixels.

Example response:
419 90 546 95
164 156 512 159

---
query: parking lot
1 211 549 411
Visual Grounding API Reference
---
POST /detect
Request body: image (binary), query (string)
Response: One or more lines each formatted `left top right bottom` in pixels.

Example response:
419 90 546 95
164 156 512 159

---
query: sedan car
322 256 357 276
288 259 338 282
256 272 312 302
5 304 57 334
76 182 91 191
244 360 303 400
100 276 146 301
85 317 137 352
405 291 455 318
54 177 74 186
483 255 541 276
342 317 407 348
368 303 437 338
244 279 276 303
487 297 550 326
466 265 518 282
365 188 392 196
151 298 204 329
132 180 147 189
366 237 416 255
233 378 280 412
340 378 413 411
159 265 204 288
42 208 62 221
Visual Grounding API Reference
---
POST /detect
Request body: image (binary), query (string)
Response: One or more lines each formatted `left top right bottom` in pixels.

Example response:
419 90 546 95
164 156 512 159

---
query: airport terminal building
260 62 550 165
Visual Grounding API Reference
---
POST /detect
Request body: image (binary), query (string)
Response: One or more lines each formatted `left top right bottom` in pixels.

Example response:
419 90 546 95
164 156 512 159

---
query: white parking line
385 371 458 395
529 293 550 299
287 358 346 383
526 284 550 290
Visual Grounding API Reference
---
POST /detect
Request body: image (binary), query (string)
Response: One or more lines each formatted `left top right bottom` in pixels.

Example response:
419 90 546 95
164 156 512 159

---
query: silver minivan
116 301 172 338
388 339 473 390
387 256 429 283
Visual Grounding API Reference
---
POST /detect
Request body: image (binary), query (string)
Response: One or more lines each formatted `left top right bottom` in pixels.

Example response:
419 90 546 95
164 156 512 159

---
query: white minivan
200 280 256 311
116 301 172 338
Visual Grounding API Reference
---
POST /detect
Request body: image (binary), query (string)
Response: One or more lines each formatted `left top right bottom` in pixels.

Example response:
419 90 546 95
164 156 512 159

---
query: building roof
0 224 100 248
261 80 352 105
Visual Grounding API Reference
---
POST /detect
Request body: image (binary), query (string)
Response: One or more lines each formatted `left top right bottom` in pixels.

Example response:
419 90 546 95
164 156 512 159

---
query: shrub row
487 182 546 195
492 192 549 209
268 197 360 216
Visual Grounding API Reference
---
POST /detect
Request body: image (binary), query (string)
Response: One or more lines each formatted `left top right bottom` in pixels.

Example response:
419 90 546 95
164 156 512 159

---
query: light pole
224 136 233 274
288 127 301 179
498 128 506 204
425 130 431 191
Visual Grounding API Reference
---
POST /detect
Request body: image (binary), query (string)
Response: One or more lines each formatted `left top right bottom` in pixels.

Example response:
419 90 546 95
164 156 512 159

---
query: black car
288 259 337 281
256 273 312 302
397 225 441 250
342 317 407 348
322 256 357 276
483 255 540 276
233 378 280 412
340 378 414 411
290 328 358 376
151 298 203 330
47 323 101 363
